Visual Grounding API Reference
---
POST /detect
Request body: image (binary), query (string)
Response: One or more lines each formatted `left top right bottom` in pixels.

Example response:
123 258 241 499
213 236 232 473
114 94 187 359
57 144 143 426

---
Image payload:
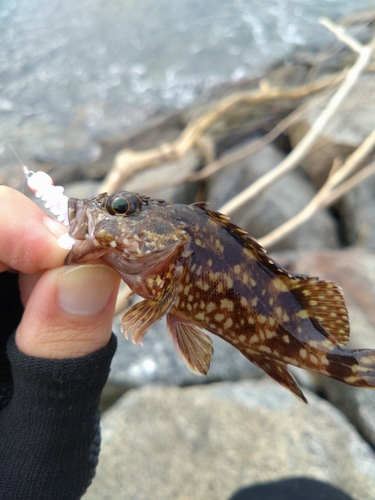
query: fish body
66 190 375 402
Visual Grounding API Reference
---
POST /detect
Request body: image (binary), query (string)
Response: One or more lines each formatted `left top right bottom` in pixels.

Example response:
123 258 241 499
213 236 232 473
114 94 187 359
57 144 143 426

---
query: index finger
0 186 69 273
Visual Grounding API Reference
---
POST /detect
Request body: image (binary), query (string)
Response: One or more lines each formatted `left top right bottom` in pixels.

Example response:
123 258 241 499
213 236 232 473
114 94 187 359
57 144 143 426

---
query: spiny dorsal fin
193 204 297 280
192 203 349 345
191 201 210 209
291 278 350 345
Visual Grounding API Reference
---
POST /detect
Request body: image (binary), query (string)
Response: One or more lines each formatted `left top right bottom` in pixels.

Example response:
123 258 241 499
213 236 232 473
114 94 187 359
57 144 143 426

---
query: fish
65 190 375 403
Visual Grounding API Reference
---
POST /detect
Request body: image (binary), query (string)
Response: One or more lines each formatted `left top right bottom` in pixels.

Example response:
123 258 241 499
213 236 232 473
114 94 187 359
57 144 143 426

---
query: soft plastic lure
22 165 75 249
24 166 69 226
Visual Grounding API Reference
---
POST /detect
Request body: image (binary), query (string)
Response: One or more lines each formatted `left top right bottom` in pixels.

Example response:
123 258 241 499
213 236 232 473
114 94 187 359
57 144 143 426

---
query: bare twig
219 21 375 217
99 72 347 194
323 160 375 207
259 128 375 249
138 85 341 194
320 17 363 54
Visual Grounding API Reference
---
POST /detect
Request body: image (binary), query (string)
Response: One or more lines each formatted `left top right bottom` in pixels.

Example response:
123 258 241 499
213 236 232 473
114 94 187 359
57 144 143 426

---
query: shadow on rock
229 477 353 500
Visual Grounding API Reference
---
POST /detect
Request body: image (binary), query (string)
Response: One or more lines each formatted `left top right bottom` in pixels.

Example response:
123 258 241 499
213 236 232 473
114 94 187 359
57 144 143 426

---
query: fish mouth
67 197 100 241
65 196 109 264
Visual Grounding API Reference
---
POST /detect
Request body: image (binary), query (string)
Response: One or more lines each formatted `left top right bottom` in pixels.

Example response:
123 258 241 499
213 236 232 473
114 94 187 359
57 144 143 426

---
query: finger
16 264 120 359
18 271 44 306
0 186 68 273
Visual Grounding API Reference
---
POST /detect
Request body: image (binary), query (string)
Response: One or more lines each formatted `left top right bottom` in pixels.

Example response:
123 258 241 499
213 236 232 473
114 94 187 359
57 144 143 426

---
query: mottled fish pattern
66 191 375 402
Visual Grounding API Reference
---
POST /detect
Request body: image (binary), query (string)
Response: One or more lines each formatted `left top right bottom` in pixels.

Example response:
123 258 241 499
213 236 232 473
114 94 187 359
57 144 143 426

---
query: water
0 0 373 170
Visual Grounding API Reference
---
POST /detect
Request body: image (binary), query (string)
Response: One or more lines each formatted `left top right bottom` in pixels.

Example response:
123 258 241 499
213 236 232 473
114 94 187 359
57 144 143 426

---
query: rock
83 379 375 500
64 180 102 199
319 383 375 450
334 180 375 250
207 139 339 251
288 75 375 187
108 315 262 388
290 247 375 448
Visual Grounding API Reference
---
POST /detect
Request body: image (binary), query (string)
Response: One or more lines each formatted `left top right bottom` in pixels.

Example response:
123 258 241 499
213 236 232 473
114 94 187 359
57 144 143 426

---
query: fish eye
105 191 142 216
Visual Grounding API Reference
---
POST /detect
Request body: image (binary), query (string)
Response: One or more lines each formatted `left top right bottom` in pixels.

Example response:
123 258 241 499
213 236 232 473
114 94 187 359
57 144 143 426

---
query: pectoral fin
121 270 179 344
166 314 213 375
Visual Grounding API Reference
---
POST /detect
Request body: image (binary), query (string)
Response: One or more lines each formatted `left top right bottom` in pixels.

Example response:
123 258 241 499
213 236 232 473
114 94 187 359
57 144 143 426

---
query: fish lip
65 197 107 264
67 197 94 240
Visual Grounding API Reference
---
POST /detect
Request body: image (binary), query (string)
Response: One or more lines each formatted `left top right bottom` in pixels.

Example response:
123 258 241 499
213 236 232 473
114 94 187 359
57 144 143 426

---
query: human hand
0 186 120 359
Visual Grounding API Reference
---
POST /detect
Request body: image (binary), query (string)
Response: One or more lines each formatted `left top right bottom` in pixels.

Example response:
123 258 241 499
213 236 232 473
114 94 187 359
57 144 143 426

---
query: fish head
65 191 188 277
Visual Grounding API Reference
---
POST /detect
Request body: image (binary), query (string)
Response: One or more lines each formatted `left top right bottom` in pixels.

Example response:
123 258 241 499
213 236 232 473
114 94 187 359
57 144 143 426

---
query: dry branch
115 284 133 316
138 85 341 194
259 128 375 249
99 72 346 194
219 19 375 217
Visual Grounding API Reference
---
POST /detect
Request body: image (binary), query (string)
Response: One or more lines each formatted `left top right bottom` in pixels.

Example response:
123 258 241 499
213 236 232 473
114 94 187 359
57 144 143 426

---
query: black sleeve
0 272 117 500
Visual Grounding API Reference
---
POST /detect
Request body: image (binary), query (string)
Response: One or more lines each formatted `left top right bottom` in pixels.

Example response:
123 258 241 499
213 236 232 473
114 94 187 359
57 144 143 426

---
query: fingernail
57 265 118 315
44 216 68 239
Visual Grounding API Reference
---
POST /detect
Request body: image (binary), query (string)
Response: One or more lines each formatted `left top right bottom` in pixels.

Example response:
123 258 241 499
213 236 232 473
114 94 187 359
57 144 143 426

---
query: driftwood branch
259 128 375 249
219 19 375 216
99 72 346 194
141 82 341 193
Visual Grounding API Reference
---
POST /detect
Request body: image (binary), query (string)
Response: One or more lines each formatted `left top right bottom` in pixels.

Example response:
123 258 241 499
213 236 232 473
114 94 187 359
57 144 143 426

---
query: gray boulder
84 379 375 500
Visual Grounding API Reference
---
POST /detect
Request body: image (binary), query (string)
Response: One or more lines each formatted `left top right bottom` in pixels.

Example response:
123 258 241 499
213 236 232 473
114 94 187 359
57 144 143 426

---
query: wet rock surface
83 380 375 500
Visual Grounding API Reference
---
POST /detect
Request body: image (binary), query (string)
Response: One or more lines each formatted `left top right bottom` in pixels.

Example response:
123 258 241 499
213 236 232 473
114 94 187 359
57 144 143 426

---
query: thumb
16 264 120 359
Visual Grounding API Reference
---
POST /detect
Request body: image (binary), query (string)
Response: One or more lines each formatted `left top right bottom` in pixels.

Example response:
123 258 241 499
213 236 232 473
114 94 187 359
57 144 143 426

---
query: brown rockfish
65 190 375 402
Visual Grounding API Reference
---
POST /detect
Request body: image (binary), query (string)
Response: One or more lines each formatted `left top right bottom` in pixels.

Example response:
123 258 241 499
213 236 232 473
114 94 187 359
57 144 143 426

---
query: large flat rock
84 379 375 500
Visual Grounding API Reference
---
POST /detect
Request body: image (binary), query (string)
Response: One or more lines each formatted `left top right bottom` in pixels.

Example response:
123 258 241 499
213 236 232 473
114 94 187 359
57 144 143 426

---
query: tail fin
326 348 375 389
347 349 375 388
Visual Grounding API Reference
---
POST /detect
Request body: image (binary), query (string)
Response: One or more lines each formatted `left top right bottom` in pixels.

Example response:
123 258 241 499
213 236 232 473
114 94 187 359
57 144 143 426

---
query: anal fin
166 313 213 375
245 353 308 403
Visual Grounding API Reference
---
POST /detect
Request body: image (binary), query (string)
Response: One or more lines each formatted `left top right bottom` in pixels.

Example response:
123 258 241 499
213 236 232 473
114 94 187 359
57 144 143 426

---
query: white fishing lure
24 166 75 249
4 137 74 248
24 166 69 226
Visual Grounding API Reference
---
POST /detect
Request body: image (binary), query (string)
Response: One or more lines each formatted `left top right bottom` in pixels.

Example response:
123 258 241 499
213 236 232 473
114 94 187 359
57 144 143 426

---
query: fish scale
65 190 375 403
